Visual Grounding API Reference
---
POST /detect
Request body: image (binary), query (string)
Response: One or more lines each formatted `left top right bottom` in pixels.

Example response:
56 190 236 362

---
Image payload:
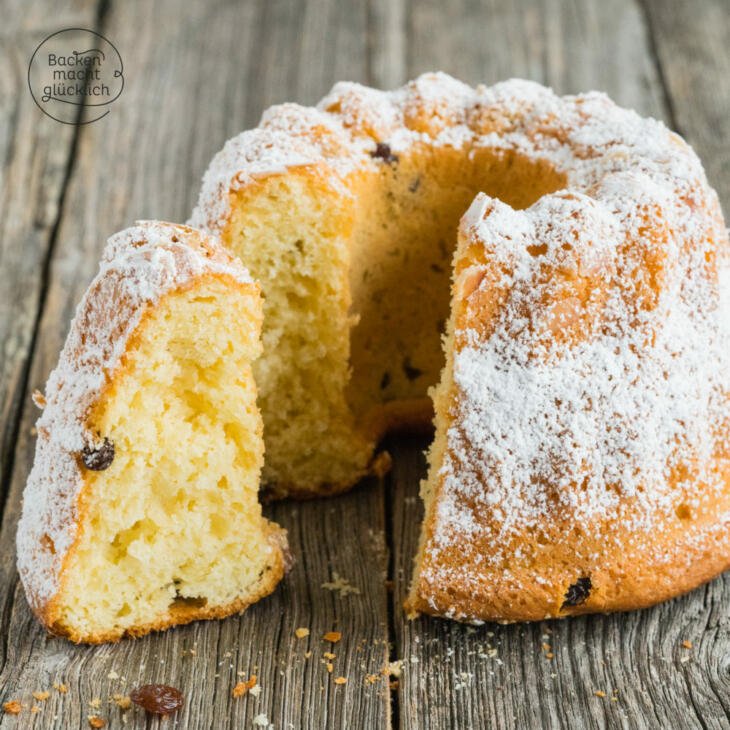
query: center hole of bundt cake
346 149 566 428
222 147 565 493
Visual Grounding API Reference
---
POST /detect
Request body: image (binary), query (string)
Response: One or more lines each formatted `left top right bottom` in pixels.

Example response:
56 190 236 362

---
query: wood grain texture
1 0 729 728
0 0 98 510
642 0 730 225
0 0 390 728
392 1 730 729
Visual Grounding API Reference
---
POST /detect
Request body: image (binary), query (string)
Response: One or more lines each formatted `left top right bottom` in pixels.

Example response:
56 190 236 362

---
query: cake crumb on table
32 389 47 408
594 691 606 698
112 694 132 710
88 716 106 728
232 675 257 698
294 627 309 639
32 690 50 701
682 640 693 649
53 683 68 694
370 450 392 478
334 677 347 685
323 631 341 643
3 701 21 714
321 572 360 597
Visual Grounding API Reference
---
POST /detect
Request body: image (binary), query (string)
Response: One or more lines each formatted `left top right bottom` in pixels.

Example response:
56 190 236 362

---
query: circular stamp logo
28 28 124 124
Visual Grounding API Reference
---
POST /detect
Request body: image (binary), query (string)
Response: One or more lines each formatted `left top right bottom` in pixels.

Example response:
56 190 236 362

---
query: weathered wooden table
1 0 729 727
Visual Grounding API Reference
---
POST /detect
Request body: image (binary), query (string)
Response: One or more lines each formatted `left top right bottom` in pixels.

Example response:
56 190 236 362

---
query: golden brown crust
406 465 730 621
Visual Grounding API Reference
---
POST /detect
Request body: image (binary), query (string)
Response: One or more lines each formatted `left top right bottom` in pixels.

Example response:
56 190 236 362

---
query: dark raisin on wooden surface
130 684 184 716
562 576 592 608
81 437 115 470
371 142 398 164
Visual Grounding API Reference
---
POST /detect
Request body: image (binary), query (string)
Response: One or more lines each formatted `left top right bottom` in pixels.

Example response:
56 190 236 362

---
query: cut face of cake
16 222 288 642
192 76 569 497
406 186 730 621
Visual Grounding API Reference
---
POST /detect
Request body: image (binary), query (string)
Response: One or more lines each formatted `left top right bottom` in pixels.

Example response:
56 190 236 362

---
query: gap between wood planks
636 0 680 134
383 437 402 729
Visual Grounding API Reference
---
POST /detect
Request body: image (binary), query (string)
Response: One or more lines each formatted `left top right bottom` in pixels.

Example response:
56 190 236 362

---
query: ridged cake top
17 222 253 612
191 72 701 236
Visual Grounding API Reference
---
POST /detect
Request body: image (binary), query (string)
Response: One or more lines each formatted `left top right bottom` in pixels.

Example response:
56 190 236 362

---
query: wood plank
642 0 730 226
392 1 730 728
0 0 391 728
367 0 407 90
408 0 666 117
0 0 99 511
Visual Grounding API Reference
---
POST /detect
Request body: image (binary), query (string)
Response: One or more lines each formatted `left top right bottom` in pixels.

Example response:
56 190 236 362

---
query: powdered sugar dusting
423 112 729 604
191 73 701 241
16 222 252 613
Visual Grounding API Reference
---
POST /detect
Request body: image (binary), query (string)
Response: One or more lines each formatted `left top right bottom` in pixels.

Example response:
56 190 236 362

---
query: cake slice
407 188 730 622
16 222 288 643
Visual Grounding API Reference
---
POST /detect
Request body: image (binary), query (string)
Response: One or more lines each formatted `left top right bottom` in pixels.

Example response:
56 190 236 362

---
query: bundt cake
191 74 568 497
190 73 725 504
18 74 728 637
191 72 728 619
16 222 288 642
